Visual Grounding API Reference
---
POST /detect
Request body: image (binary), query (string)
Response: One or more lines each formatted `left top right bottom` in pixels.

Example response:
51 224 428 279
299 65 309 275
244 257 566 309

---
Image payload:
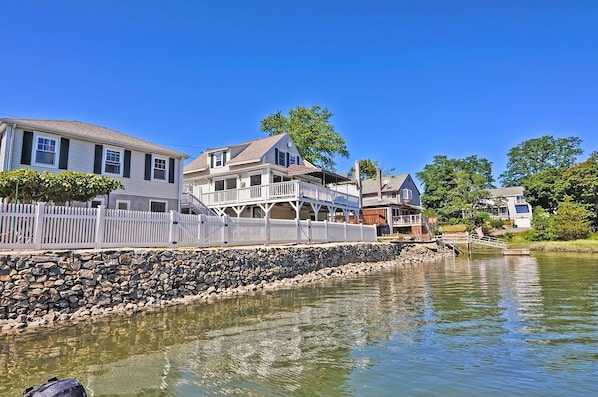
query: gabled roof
488 186 524 197
1 118 187 158
184 133 287 174
361 173 411 195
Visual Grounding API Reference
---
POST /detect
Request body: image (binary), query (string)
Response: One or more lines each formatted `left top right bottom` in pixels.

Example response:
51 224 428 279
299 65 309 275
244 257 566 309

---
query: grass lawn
507 233 598 253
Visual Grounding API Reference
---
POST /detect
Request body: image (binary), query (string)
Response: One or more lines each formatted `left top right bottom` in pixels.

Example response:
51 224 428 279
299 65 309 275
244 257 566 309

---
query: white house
485 186 533 228
183 133 360 221
0 118 188 212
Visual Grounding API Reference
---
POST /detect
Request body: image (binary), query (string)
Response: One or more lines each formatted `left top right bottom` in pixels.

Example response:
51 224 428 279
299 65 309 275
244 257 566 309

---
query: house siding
6 127 183 211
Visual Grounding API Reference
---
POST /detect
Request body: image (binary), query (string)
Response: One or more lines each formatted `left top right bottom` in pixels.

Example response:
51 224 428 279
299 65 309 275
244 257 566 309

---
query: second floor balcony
186 180 360 210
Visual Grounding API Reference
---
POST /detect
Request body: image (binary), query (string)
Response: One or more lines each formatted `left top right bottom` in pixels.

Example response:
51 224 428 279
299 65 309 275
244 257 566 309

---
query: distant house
0 118 188 212
485 186 533 228
360 171 431 238
183 133 360 221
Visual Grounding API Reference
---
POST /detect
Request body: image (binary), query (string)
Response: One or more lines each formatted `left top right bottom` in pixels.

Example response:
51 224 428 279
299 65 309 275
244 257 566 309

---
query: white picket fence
0 203 376 250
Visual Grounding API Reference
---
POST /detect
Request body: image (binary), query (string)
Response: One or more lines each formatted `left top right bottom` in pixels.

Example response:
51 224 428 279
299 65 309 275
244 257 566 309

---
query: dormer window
402 188 413 201
210 151 226 168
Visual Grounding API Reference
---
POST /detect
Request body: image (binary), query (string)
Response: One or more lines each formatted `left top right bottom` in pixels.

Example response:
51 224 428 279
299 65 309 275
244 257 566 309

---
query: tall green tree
260 105 349 170
522 168 563 213
559 151 598 228
499 135 582 186
552 199 590 240
416 155 494 222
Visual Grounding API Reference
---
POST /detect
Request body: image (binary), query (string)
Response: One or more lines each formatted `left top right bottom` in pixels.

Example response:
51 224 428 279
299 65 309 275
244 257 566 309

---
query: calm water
1 253 597 396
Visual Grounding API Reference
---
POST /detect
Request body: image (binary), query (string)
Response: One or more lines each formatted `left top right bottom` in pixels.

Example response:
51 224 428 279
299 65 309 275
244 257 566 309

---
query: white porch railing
392 214 424 226
0 203 376 250
192 180 360 209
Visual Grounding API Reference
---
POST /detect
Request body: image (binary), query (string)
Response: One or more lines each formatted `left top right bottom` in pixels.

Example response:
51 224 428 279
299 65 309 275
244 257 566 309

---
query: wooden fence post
32 202 45 250
94 205 106 249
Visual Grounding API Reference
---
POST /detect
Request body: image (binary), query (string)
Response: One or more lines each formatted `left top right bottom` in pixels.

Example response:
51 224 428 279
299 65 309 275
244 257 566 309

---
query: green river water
1 253 597 396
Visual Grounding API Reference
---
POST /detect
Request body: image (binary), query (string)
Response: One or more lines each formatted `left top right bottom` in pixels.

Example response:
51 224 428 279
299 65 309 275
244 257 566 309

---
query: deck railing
392 214 424 226
194 180 360 209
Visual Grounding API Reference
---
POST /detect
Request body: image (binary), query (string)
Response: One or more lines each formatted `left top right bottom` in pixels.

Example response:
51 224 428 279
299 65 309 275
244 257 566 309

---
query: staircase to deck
181 192 218 216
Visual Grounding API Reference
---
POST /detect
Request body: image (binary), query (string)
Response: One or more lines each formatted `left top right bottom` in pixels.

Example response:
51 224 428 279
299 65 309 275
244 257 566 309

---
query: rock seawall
0 242 448 331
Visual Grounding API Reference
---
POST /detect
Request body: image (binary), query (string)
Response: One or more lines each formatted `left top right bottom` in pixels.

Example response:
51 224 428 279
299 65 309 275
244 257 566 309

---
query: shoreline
0 243 451 334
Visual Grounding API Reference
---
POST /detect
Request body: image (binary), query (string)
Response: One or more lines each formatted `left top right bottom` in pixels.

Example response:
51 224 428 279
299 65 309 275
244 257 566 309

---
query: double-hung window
278 150 287 167
214 152 223 167
402 188 413 201
153 157 167 180
35 136 58 166
104 148 122 175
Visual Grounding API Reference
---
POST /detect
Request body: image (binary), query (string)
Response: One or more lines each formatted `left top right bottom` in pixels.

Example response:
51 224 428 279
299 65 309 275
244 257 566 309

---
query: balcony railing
392 214 424 226
192 180 360 209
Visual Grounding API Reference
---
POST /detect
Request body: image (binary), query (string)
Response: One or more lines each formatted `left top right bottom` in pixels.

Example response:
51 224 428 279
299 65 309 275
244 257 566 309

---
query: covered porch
184 180 360 222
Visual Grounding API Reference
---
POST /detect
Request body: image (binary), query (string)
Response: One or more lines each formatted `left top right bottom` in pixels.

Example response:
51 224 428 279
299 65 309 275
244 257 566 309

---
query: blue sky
2 1 597 186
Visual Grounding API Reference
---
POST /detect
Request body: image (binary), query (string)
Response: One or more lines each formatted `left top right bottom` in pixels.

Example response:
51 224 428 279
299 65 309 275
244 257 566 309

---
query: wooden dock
502 248 531 256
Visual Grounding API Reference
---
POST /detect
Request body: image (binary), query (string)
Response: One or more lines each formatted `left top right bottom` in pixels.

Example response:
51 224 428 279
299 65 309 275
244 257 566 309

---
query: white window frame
153 156 167 181
214 152 224 167
33 133 59 168
149 200 168 213
116 200 130 210
402 188 413 201
88 197 105 208
214 179 225 191
104 147 123 176
289 155 297 165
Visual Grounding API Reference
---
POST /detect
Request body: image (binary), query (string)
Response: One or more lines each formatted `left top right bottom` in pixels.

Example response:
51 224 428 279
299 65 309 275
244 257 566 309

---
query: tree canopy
416 155 494 222
348 158 395 180
559 151 598 227
260 105 349 171
499 135 583 186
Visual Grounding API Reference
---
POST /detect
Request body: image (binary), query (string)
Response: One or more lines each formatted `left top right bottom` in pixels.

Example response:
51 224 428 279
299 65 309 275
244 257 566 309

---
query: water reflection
2 254 597 396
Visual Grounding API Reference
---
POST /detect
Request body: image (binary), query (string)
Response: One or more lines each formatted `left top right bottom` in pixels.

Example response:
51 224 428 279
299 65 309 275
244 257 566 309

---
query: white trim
89 197 105 208
152 155 168 181
103 146 123 176
33 132 60 168
149 199 168 212
116 200 130 210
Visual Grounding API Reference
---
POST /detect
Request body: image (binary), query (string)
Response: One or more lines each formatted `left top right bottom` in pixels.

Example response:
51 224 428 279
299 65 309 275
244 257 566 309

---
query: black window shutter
123 150 131 178
144 154 152 180
210 154 214 168
222 152 226 166
168 158 175 184
93 145 103 174
274 148 279 165
286 152 290 167
58 138 70 169
21 131 33 165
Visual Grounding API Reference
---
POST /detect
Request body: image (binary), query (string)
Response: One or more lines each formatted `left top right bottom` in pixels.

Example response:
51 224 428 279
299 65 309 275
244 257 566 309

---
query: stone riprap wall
0 243 447 331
